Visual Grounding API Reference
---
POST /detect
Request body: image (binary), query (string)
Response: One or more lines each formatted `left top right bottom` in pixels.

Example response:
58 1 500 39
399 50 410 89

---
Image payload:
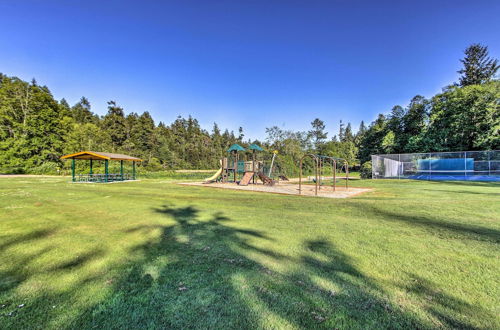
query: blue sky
1 0 499 140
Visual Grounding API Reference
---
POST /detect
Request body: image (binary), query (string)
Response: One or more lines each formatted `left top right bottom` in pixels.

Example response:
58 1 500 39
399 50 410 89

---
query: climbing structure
203 143 280 186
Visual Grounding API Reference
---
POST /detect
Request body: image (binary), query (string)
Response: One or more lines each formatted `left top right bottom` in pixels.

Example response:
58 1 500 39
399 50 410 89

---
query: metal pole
429 153 432 181
105 160 109 182
398 154 401 180
488 151 491 176
71 158 75 182
132 161 136 180
120 160 124 180
299 158 303 195
268 152 276 178
89 159 93 177
345 161 349 190
464 151 467 177
318 157 321 191
314 156 318 196
332 159 336 192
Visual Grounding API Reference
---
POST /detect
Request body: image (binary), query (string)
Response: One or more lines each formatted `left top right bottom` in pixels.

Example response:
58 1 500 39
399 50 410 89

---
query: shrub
360 161 372 179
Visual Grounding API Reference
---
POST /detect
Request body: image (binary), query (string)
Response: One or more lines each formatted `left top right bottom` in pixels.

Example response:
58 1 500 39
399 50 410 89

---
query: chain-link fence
372 150 500 182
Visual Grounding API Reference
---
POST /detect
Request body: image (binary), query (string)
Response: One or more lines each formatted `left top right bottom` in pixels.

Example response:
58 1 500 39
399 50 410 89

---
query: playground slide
238 171 254 186
257 172 275 186
203 167 223 183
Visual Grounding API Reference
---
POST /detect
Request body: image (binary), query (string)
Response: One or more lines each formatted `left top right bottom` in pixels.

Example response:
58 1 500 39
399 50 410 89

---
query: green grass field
0 177 499 329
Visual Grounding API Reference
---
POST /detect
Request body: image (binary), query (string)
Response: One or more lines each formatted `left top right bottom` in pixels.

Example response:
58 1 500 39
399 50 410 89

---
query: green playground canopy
227 144 246 153
248 144 264 151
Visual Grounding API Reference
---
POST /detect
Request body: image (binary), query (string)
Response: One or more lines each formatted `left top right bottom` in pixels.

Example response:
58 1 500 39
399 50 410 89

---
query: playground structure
204 143 285 186
60 151 142 183
202 144 353 197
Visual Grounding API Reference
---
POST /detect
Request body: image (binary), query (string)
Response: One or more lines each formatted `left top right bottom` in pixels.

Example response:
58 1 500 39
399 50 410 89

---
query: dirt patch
179 182 372 198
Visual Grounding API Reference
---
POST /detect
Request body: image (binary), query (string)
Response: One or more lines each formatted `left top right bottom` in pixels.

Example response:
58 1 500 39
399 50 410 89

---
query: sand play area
180 181 372 198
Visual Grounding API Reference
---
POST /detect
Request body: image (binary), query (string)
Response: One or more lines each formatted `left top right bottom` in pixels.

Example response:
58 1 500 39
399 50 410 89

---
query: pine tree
308 118 327 151
343 123 354 143
71 97 96 124
102 101 127 150
338 120 345 141
458 44 499 86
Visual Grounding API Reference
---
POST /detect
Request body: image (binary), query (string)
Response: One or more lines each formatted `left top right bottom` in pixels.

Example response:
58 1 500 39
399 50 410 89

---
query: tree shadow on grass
65 204 282 328
3 205 491 329
421 188 500 196
0 228 57 251
359 204 500 243
398 273 497 329
247 238 428 329
431 181 500 188
64 205 434 329
0 227 105 329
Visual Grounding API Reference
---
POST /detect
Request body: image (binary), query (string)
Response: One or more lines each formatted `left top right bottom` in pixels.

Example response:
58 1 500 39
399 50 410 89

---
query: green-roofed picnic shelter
61 151 142 183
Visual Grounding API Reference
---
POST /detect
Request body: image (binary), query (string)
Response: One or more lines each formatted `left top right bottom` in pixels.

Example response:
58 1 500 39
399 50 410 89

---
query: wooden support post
105 159 109 182
132 161 136 180
71 158 75 182
120 160 124 180
89 159 93 177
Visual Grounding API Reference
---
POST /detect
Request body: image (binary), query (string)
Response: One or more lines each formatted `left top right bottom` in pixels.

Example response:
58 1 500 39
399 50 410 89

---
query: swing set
298 154 349 196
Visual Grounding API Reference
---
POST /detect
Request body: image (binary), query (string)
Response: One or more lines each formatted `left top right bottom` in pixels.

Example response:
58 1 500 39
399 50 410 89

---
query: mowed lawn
0 177 499 329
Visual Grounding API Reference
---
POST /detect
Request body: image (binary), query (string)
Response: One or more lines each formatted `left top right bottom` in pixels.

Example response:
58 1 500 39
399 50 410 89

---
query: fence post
398 154 401 180
428 153 432 180
371 155 375 179
464 151 467 177
488 151 491 176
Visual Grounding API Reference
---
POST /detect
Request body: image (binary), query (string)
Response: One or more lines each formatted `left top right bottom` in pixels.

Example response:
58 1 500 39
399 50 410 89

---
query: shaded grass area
0 178 499 329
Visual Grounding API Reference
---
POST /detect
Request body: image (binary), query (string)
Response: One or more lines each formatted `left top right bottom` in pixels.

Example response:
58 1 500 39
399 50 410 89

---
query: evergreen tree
458 44 499 86
400 96 429 151
343 122 354 143
338 120 345 141
425 81 500 151
102 101 127 150
358 114 388 162
238 127 244 142
308 118 327 151
71 97 96 124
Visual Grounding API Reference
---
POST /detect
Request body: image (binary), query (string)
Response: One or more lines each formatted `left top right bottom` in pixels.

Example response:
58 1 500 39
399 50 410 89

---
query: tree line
0 44 498 175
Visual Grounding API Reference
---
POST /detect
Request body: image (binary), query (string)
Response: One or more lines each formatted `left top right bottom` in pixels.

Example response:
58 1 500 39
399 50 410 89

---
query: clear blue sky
1 0 499 140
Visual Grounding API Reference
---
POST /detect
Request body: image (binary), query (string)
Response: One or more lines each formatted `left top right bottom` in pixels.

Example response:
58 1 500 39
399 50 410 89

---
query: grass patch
0 178 499 329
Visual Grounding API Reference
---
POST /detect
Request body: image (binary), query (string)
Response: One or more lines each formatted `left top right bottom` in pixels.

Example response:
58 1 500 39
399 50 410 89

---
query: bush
27 162 61 175
0 167 26 174
360 161 372 179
